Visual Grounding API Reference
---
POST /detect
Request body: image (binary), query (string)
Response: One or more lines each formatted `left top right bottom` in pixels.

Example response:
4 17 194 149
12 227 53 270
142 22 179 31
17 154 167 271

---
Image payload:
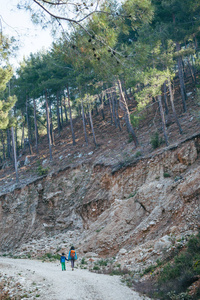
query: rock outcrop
0 135 200 271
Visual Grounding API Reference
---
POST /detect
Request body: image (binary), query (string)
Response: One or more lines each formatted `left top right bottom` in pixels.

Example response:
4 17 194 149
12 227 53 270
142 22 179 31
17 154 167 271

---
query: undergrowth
134 232 200 300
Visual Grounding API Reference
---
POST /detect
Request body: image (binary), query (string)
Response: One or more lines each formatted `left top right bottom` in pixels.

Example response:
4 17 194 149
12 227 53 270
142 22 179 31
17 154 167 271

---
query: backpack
70 250 75 258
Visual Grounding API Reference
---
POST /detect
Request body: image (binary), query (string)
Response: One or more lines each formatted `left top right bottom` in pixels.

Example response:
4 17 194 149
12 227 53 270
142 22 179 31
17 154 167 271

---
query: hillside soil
0 73 200 194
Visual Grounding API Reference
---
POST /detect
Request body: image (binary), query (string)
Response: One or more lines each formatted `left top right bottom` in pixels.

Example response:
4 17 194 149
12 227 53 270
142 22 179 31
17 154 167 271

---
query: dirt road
0 258 149 300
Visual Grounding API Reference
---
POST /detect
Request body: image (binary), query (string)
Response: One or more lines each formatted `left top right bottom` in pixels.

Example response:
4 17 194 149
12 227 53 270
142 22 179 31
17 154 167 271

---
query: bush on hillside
133 232 200 300
150 131 163 149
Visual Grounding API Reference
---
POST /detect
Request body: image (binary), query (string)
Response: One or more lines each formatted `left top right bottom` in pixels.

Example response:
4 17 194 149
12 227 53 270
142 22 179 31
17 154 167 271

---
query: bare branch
33 0 92 36
40 0 80 7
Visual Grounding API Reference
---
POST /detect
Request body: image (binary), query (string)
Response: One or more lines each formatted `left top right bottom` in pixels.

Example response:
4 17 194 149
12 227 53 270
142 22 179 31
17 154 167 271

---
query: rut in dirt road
0 258 150 300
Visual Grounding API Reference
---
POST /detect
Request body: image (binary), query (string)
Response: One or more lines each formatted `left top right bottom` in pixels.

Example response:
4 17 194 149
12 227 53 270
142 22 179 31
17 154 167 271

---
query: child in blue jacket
68 246 77 271
60 253 68 271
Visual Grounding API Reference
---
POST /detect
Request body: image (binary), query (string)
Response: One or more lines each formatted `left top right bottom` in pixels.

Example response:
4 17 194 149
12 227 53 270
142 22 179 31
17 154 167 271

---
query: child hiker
60 252 68 271
68 246 77 271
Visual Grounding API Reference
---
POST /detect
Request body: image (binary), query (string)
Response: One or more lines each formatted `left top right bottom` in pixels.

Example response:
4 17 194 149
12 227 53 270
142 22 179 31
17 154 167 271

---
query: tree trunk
167 78 183 134
45 90 53 161
49 103 55 146
99 94 105 120
7 128 12 159
66 85 76 145
157 95 169 146
176 42 187 112
111 91 118 128
33 99 39 153
117 79 139 147
21 121 25 150
0 131 6 161
26 98 33 154
88 104 97 147
15 126 18 157
186 56 196 84
121 79 130 102
63 95 68 123
11 126 19 183
94 103 98 115
107 91 113 124
115 93 122 131
14 106 18 157
56 91 62 136
60 101 64 127
81 99 88 146
163 81 169 115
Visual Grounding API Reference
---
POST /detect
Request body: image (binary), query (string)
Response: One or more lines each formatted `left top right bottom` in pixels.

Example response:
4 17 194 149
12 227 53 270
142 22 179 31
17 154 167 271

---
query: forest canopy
1 0 200 164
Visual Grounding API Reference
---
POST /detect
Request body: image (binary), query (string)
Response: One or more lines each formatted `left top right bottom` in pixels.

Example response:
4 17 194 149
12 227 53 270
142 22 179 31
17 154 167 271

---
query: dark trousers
71 258 74 268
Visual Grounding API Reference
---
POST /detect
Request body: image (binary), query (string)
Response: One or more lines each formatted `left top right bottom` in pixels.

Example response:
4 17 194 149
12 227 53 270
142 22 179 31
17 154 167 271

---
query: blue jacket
60 255 67 263
68 250 77 260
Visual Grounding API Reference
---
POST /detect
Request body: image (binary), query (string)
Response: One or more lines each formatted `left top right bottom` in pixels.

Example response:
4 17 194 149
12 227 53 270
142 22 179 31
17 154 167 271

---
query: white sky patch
0 0 54 69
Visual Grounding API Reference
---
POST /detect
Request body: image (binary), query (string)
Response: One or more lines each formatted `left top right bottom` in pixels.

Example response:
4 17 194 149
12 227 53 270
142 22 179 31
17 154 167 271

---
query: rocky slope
0 132 199 276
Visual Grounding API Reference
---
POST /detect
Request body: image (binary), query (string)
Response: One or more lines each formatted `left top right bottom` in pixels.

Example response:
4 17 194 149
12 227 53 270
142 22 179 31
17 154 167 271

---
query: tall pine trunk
11 126 19 183
0 131 6 161
115 95 122 131
26 98 33 154
113 87 121 131
81 99 88 146
99 94 105 120
49 103 55 146
14 107 18 157
66 85 76 145
117 79 139 147
121 79 130 102
88 104 97 147
45 90 53 161
63 95 68 123
167 78 183 134
187 56 196 84
56 91 62 136
176 42 187 112
163 81 169 115
60 99 64 127
157 95 169 146
33 99 39 153
173 14 187 112
21 121 25 150
111 91 118 128
7 128 12 159
107 91 113 124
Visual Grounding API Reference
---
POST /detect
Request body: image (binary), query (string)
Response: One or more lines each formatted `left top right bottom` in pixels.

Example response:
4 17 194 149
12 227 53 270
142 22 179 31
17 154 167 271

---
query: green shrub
167 291 192 300
137 233 200 300
37 165 49 176
187 235 200 254
97 259 109 266
150 131 163 149
81 257 87 265
134 151 142 158
130 112 141 128
143 264 156 275
164 172 171 178
41 253 60 261
128 133 134 143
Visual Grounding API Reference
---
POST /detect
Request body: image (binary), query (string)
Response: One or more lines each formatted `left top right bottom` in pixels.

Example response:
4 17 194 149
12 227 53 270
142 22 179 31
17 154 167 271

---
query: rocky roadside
0 269 47 300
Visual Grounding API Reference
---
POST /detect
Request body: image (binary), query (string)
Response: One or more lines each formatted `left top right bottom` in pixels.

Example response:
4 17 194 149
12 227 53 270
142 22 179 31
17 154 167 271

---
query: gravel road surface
0 258 150 300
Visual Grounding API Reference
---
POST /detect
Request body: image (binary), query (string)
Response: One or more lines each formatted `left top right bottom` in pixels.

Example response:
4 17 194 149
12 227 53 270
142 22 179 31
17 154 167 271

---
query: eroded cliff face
0 135 200 270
